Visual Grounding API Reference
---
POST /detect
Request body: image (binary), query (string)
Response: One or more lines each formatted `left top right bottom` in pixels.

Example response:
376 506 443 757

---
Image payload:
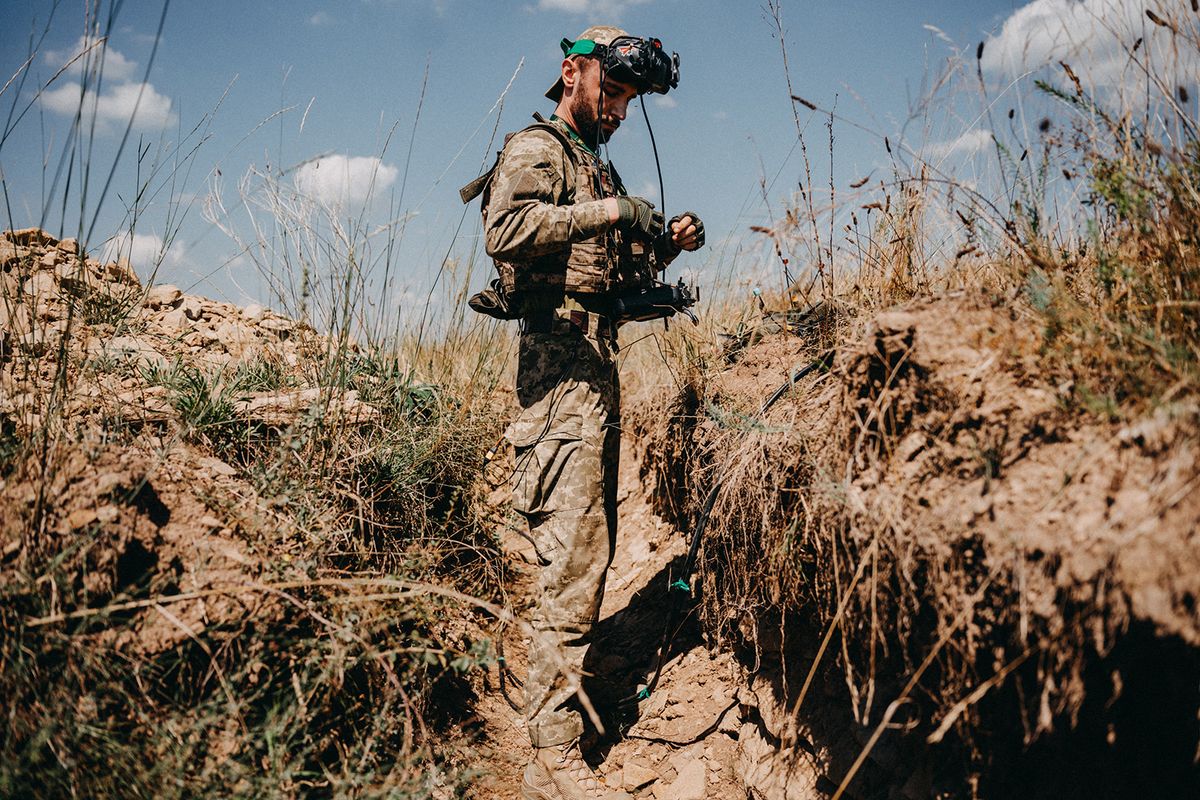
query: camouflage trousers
509 323 620 749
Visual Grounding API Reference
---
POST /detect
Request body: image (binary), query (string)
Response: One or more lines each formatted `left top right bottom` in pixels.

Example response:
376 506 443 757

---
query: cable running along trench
625 349 834 711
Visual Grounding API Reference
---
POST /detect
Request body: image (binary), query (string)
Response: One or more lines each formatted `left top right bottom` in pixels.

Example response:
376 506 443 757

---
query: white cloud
927 128 994 159
293 155 399 208
101 231 186 274
45 36 138 81
40 80 178 132
308 11 333 26
39 36 177 133
652 94 677 109
982 0 1197 92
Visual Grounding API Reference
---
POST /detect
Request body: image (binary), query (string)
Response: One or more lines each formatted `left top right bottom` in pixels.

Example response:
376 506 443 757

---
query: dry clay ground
5 227 1198 798
465 289 1200 799
467 433 751 800
0 227 357 658
0 227 757 798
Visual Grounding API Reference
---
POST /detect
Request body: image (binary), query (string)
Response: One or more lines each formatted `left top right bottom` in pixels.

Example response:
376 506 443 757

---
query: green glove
616 196 664 241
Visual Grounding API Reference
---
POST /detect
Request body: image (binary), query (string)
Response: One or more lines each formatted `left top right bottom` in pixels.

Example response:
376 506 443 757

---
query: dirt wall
641 289 1200 798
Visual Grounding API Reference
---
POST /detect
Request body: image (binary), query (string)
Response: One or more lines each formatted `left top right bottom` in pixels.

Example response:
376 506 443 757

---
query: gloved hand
667 211 704 251
616 196 664 241
654 211 705 262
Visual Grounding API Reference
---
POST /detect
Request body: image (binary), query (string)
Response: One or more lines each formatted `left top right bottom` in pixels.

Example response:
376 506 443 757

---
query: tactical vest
460 114 657 304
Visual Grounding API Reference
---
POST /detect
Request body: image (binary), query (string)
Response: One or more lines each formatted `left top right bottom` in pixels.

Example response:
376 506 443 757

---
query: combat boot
519 740 632 800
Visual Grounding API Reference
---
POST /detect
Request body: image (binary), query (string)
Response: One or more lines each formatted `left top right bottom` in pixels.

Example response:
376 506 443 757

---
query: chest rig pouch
460 113 657 319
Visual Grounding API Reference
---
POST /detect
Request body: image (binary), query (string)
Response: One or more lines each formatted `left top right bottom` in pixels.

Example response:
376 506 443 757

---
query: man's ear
561 57 580 93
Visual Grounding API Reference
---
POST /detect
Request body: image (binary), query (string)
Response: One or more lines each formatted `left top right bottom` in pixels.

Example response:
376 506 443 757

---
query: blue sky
1 0 1187 327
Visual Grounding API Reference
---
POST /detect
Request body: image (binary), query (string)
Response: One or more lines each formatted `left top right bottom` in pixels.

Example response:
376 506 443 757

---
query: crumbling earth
5 227 1197 798
466 289 1199 799
1 227 376 659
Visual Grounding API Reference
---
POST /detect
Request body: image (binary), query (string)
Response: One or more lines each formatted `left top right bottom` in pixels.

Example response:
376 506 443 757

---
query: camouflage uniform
484 118 638 749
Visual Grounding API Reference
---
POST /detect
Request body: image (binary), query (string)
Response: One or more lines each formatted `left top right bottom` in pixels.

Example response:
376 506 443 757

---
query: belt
520 308 617 339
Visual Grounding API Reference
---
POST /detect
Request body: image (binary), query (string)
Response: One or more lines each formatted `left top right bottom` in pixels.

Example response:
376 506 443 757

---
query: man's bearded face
569 58 637 146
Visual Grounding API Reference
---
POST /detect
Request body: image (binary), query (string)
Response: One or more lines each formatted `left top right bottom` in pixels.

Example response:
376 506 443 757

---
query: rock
33 298 64 323
23 272 58 297
622 759 659 791
106 258 140 286
3 304 32 335
258 316 293 330
234 388 379 426
667 750 698 776
215 321 255 354
197 456 237 478
39 251 58 268
661 761 705 800
0 239 18 265
717 703 741 735
5 228 57 247
95 336 167 372
66 507 99 530
15 325 59 357
144 284 182 308
242 303 267 323
58 238 79 255
115 386 172 418
58 274 95 297
159 309 189 332
258 317 294 337
181 296 203 321
98 280 134 301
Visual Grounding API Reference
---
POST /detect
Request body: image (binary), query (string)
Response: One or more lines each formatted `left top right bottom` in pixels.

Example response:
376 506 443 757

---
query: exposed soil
465 432 750 799
373 287 1200 799
1 226 374 664
6 228 1198 798
637 289 1200 798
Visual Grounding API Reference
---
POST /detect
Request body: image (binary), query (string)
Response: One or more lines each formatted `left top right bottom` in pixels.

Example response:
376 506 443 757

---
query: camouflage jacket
480 115 657 303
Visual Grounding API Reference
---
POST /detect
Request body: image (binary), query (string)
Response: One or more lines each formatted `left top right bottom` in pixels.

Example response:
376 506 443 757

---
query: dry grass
0 11 517 798
638 4 1200 795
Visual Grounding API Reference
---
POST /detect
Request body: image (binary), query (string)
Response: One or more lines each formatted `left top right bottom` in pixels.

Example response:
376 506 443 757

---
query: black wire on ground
495 632 525 712
622 350 834 710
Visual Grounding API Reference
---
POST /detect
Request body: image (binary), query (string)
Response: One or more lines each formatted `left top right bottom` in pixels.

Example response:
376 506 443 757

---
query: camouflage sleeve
484 129 611 261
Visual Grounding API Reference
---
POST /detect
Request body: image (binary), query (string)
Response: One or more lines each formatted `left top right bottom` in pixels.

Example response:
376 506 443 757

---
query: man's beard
569 91 613 147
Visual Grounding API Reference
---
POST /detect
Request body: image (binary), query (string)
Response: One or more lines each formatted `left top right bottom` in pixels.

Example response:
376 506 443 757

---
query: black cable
495 632 525 712
595 57 607 164
621 350 834 709
640 98 666 219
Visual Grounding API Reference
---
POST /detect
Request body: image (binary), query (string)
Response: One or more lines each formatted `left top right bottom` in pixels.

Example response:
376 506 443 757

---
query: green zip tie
637 686 651 700
670 579 691 593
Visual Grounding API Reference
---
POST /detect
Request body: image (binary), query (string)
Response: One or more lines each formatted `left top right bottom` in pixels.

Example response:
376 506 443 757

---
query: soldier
470 26 704 799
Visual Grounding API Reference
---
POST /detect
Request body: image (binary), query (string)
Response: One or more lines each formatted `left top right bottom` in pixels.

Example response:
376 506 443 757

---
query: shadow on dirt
730 610 1200 800
577 552 705 761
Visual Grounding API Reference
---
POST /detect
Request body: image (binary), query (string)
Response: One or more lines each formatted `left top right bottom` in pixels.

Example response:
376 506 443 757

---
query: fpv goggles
561 35 680 95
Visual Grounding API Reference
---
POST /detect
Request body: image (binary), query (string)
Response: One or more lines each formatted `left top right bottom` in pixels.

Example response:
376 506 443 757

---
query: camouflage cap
545 25 630 102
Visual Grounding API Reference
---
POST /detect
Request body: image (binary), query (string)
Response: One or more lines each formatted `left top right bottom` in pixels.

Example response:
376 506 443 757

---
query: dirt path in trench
467 437 752 800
